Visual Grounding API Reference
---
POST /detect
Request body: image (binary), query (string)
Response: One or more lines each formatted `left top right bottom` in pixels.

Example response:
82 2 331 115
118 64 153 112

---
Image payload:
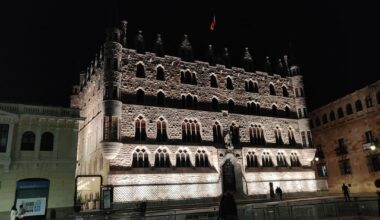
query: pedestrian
278 187 283 200
342 183 350 201
10 205 17 220
218 191 238 220
10 204 24 220
139 201 147 217
275 187 280 200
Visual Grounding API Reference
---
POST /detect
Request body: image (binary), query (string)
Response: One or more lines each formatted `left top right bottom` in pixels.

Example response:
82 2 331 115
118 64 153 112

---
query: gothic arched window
132 148 149 168
136 89 145 104
274 127 283 145
156 66 165 80
290 153 301 167
261 152 273 167
322 114 328 124
40 132 54 151
269 84 276 95
282 86 289 97
285 106 290 117
272 105 278 116
276 152 287 167
210 75 218 88
135 116 146 141
355 100 363 112
228 100 235 113
154 149 171 168
213 122 222 143
21 131 35 151
288 128 296 146
157 91 165 106
246 151 258 167
230 123 240 145
212 98 219 111
156 117 168 142
176 149 191 167
182 119 201 143
226 77 234 90
195 150 209 167
136 63 145 78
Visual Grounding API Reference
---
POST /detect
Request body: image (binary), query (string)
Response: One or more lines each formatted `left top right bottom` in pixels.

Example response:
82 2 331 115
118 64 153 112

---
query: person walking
275 187 280 200
342 183 350 201
278 187 283 200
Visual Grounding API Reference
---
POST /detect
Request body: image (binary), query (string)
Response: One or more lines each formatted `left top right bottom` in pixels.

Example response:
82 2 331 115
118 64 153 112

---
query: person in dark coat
219 191 238 220
342 183 350 201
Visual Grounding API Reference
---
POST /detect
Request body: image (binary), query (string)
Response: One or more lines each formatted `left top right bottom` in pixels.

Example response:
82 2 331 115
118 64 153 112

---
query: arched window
176 149 191 167
230 123 240 145
256 103 261 115
135 116 146 141
180 71 185 83
249 124 259 144
157 91 165 106
191 73 197 85
136 89 145 104
136 63 145 78
285 106 290 117
40 132 54 151
355 100 363 112
337 108 344 118
329 111 336 121
276 152 287 167
212 98 219 111
269 84 276 95
132 148 149 168
182 119 201 143
247 102 257 115
365 96 373 108
377 91 380 104
290 153 301 167
186 94 193 108
253 82 259 93
246 151 258 167
181 95 186 107
210 75 218 88
185 71 192 84
226 77 234 90
156 117 167 142
156 66 165 80
193 97 198 109
315 117 321 126
228 100 235 113
154 149 171 168
213 122 223 143
257 125 266 145
248 81 254 92
261 152 273 167
195 150 209 167
274 127 283 145
272 105 278 116
282 86 289 97
21 131 35 151
346 104 353 115
322 114 328 124
288 128 296 146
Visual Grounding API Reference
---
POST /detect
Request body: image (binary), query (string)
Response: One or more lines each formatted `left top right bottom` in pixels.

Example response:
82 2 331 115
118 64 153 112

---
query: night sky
0 1 378 110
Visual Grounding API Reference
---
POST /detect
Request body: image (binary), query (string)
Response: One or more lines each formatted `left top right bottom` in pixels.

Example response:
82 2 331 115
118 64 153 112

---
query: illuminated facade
310 81 380 193
71 20 326 203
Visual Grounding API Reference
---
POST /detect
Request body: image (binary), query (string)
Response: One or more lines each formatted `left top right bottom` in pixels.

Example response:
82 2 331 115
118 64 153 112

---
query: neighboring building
310 81 380 193
0 103 81 218
71 20 326 205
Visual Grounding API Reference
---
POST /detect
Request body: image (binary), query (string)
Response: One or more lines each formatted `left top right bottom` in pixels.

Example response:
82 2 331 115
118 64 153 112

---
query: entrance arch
220 153 244 193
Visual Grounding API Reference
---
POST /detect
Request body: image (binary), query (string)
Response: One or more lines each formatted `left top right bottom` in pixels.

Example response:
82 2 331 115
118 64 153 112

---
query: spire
120 20 128 47
276 58 286 77
241 47 255 72
206 44 215 66
179 34 193 62
265 56 273 75
154 34 164 57
222 47 231 68
135 30 145 54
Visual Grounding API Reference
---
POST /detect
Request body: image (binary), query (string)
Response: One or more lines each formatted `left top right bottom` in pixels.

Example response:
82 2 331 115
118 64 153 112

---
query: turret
241 47 255 72
179 34 193 62
222 47 231 68
154 34 164 57
101 27 123 159
135 30 145 54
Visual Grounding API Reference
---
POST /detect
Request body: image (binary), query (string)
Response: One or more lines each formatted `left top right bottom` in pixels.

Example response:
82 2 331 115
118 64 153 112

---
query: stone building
0 103 81 219
310 81 380 193
71 20 325 205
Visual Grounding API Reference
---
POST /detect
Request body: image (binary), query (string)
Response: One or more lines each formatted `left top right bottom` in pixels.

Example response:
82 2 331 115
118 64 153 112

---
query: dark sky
0 1 378 110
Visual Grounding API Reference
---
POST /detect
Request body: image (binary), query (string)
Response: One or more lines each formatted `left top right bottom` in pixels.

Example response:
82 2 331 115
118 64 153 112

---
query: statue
224 130 234 152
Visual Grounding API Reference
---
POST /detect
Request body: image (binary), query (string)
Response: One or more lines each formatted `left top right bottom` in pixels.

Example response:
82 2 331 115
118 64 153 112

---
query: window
261 152 273 167
285 106 290 117
253 82 259 93
132 148 149 168
339 159 352 175
301 131 307 147
182 119 201 143
290 153 301 167
269 84 276 95
156 66 165 80
247 102 256 115
364 131 374 143
365 95 373 108
185 94 197 109
355 100 363 112
157 91 165 106
322 114 328 124
156 117 168 142
21 131 35 151
276 152 287 167
315 117 321 127
182 71 197 85
303 108 308 117
299 88 304 97
246 80 256 92
329 111 336 121
212 98 219 111
40 132 54 151
335 138 347 155
246 151 258 167
226 77 234 90
176 149 191 167
368 155 380 172
0 124 9 153
282 86 289 97
135 116 146 141
295 88 300 97
346 104 353 115
288 128 296 146
136 63 145 78
317 163 328 177
213 122 223 143
230 123 240 145
272 105 278 116
298 109 302 118
274 127 283 145
307 131 313 147
155 149 171 167
337 108 344 118
195 150 209 167
210 75 218 88
228 100 235 113
250 124 265 145
136 89 145 104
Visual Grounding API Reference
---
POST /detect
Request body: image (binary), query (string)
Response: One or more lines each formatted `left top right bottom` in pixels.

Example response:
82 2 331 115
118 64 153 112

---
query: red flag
210 15 216 31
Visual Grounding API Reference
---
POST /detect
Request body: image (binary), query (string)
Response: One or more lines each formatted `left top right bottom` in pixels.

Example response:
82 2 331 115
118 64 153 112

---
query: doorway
222 159 236 192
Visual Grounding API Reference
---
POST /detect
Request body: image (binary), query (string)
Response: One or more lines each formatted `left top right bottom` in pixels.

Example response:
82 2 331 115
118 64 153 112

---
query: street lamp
315 157 319 162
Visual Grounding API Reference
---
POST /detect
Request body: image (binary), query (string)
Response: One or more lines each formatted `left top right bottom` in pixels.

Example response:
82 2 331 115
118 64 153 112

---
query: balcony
335 145 348 156
362 139 379 151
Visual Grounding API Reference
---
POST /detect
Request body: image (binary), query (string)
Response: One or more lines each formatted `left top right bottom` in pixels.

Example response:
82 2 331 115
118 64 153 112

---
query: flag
210 15 216 31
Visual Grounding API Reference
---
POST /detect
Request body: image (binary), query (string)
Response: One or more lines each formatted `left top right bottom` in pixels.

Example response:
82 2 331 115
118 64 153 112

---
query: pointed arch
156 65 165 80
210 74 218 88
226 77 234 90
154 148 171 168
230 122 240 145
228 99 235 113
269 83 276 95
274 126 283 145
213 121 223 143
157 91 165 106
284 106 290 117
136 62 145 78
276 152 288 167
272 104 278 116
176 148 191 167
282 85 289 97
182 119 201 143
288 127 296 146
135 115 146 141
246 151 258 167
156 117 168 142
136 89 145 104
132 147 150 168
195 149 210 167
212 97 219 111
261 151 273 167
